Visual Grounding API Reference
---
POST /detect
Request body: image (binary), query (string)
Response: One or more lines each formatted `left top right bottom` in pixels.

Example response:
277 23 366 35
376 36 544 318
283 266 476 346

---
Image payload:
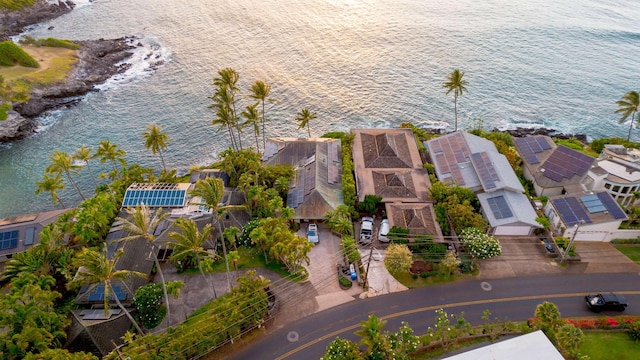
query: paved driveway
477 237 640 279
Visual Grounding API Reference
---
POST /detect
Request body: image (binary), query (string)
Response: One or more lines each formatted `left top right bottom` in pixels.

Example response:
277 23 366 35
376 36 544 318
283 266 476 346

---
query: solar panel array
0 230 18 250
327 141 340 184
123 183 187 208
552 197 592 226
580 194 607 213
487 195 513 219
542 146 594 183
514 136 551 165
471 152 500 190
80 309 122 320
596 192 627 219
87 285 127 302
429 132 471 186
286 171 306 208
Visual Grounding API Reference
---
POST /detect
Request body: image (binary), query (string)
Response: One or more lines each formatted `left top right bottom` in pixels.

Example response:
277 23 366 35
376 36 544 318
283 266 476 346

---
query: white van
378 219 390 242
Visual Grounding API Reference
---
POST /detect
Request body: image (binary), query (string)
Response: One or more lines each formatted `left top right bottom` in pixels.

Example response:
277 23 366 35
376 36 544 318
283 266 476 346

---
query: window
0 230 19 250
25 227 35 246
622 186 630 194
612 185 620 193
605 183 612 189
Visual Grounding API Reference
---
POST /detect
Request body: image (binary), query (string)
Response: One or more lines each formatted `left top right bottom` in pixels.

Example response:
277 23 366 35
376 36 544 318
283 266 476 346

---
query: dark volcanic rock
0 0 74 41
13 37 136 119
0 111 36 141
505 127 588 143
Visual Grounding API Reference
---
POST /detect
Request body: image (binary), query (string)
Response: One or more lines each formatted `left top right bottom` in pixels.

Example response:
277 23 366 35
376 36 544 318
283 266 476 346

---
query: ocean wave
94 37 171 91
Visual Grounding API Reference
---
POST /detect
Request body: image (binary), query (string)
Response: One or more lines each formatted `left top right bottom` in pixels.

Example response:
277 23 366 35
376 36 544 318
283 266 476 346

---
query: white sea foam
34 109 67 133
94 37 171 91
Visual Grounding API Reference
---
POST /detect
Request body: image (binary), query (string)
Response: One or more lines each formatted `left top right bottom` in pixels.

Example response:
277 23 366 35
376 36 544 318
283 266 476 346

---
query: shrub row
0 41 39 67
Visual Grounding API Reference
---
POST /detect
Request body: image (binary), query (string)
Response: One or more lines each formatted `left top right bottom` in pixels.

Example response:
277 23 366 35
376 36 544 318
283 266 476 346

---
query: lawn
614 245 640 265
394 271 476 288
207 246 295 279
580 332 640 359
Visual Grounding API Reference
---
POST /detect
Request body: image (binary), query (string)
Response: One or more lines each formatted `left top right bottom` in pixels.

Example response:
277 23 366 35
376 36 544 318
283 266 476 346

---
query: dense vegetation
19 36 81 50
0 0 36 11
0 41 39 67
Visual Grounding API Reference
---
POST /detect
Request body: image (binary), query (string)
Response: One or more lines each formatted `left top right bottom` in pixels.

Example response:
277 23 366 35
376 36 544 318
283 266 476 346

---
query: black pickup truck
585 293 628 312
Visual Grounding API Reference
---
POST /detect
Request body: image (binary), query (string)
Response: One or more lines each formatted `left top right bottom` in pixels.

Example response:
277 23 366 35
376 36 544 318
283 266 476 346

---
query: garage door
494 226 532 236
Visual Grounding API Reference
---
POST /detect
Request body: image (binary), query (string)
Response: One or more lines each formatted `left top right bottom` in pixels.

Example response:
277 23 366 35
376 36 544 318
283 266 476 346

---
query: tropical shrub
384 244 413 274
459 227 501 260
0 41 39 67
627 320 640 342
133 283 166 329
19 36 81 49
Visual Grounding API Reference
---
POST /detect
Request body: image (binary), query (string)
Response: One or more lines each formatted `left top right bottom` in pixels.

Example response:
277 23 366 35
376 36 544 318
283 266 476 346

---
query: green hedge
0 0 36 11
19 36 81 50
0 41 39 67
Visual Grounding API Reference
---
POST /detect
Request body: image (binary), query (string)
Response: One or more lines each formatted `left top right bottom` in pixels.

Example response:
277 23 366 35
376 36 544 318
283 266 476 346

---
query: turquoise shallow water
0 0 639 217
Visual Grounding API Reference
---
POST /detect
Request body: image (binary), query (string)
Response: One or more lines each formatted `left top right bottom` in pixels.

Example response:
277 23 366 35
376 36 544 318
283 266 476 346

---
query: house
544 191 627 241
352 128 443 240
351 128 430 203
442 330 563 360
66 210 157 357
584 144 640 207
514 135 596 197
262 137 343 221
425 131 540 236
0 209 70 262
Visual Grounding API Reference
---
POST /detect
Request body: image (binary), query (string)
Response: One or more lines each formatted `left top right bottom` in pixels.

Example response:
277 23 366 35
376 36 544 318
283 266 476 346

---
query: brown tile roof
385 202 443 241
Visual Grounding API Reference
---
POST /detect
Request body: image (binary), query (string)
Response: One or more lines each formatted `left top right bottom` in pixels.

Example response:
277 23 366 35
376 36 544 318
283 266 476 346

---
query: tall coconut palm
615 90 640 142
241 102 261 152
35 173 66 208
73 145 98 190
70 245 146 334
211 87 241 151
142 122 170 171
95 139 126 176
212 68 242 150
442 69 469 132
46 150 85 201
189 177 233 290
116 204 172 326
168 218 217 298
249 80 272 148
295 108 317 138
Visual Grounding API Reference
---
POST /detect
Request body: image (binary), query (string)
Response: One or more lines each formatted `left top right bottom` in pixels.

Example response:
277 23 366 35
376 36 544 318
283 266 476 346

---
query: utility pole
561 219 584 264
362 216 376 289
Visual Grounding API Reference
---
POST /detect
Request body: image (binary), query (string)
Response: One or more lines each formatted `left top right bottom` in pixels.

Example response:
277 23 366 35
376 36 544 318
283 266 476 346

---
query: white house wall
561 221 622 242
494 226 532 236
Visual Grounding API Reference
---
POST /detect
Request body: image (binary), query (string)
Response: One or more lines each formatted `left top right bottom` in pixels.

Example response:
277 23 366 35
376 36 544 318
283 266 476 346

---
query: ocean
0 0 639 217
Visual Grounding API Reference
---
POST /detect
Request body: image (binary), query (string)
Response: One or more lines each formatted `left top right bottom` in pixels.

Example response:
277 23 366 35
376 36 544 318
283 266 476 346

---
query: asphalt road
229 272 640 360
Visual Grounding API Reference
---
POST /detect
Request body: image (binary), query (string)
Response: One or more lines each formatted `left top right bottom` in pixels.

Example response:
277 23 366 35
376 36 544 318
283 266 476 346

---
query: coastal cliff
0 1 137 142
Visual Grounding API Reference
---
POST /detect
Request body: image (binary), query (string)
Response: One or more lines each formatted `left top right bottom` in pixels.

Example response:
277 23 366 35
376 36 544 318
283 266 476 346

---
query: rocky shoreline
0 0 137 142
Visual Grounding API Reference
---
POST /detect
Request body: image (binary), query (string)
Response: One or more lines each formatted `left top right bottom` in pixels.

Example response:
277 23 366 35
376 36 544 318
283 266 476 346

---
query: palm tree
116 204 172 326
73 145 98 190
212 68 242 150
249 80 272 148
189 177 233 290
241 102 261 152
295 108 317 138
35 173 66 208
615 90 640 142
211 86 240 151
46 150 85 201
354 314 392 358
95 139 126 176
442 69 469 132
168 218 217 298
70 245 146 334
142 122 170 171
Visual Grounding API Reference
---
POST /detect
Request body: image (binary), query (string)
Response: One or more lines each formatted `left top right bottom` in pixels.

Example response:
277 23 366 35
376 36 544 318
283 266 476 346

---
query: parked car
585 293 628 312
307 223 319 243
359 217 374 244
378 219 390 242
